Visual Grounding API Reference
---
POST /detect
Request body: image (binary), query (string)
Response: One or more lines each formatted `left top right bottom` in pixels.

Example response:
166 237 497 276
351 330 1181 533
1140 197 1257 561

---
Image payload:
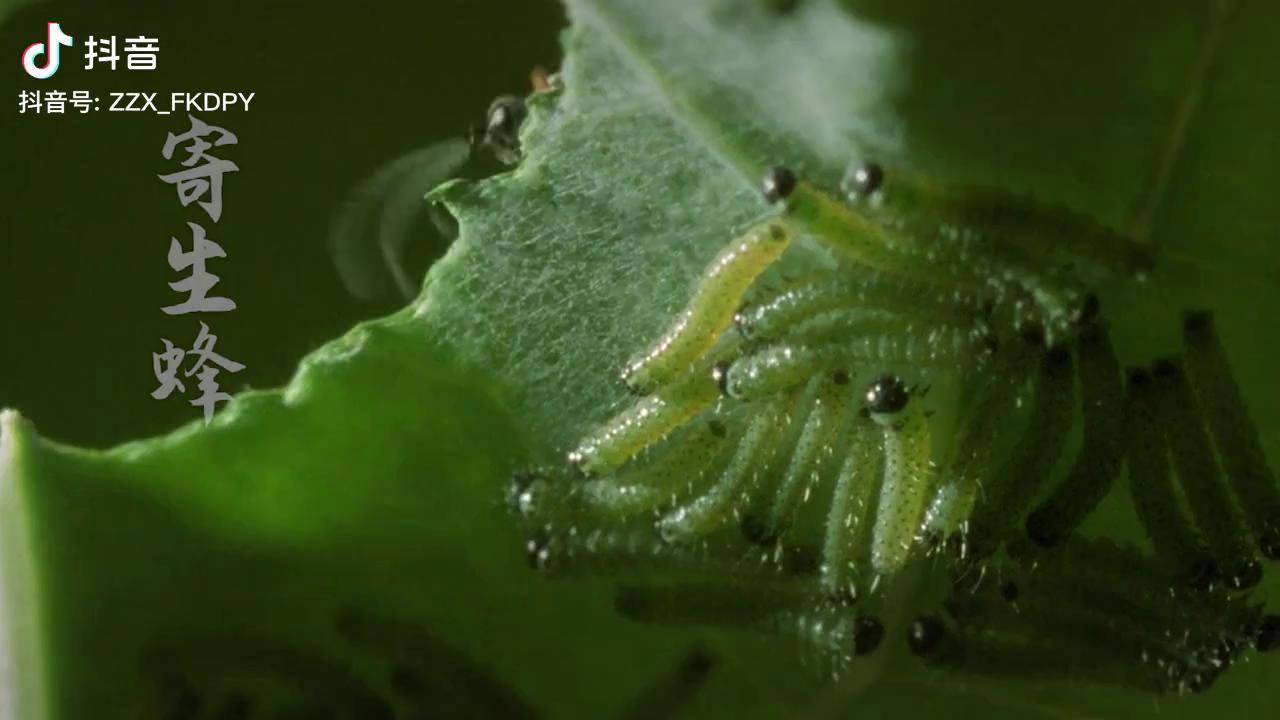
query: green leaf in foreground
5 0 1280 718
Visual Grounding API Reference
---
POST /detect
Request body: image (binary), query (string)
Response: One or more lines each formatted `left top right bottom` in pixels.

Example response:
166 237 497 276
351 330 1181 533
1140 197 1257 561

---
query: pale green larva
767 167 1084 337
580 417 739 517
657 398 795 543
864 374 934 577
724 326 990 401
765 374 855 537
921 353 1030 541
820 412 882 600
763 168 995 299
842 161 1153 291
620 220 793 395
734 272 989 343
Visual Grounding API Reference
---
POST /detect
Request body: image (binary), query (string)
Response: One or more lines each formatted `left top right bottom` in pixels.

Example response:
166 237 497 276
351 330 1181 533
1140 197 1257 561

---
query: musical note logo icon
21 22 73 80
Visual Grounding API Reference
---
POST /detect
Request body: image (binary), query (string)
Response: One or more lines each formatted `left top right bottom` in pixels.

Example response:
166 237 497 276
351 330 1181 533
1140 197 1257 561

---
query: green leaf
4 0 1280 718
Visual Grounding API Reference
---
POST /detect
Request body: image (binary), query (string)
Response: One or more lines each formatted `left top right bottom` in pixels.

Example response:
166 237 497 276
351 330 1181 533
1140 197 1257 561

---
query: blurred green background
1 0 563 446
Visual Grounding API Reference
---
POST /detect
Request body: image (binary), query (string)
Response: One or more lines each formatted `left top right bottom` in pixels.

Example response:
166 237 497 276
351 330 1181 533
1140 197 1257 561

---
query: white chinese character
44 90 67 114
70 90 92 114
18 90 41 114
83 35 118 70
123 36 159 70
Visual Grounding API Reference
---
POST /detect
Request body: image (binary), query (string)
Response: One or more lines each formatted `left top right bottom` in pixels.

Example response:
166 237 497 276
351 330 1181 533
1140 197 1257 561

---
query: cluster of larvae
509 163 1280 693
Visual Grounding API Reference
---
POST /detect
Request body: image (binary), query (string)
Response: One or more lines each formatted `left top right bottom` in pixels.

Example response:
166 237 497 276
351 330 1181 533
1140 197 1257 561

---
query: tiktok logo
21 22 73 79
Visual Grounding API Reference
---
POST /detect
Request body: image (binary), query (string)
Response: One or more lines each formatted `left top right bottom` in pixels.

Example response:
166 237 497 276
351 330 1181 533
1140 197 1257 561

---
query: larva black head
761 166 797 204
853 616 885 656
485 95 526 147
1182 310 1215 344
832 368 851 385
1025 510 1064 549
1000 581 1020 603
907 615 946 657
507 469 541 511
525 530 552 571
739 514 776 546
680 646 715 681
1151 357 1180 381
1127 367 1152 392
781 545 820 576
613 585 650 619
864 374 909 415
708 419 728 438
845 161 884 199
1069 293 1101 327
1254 615 1280 652
1185 556 1220 593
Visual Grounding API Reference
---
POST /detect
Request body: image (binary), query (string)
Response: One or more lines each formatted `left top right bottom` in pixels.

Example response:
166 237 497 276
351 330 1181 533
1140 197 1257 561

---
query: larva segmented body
1182 311 1280 560
865 375 935 577
509 162 1280 694
1150 357 1262 589
1124 368 1219 589
621 221 792 395
1026 324 1125 547
964 346 1075 559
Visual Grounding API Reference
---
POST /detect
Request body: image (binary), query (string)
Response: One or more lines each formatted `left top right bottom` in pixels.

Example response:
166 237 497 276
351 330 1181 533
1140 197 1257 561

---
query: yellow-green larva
770 171 999 299
579 416 738 517
569 339 733 476
620 220 793 395
865 374 935 577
